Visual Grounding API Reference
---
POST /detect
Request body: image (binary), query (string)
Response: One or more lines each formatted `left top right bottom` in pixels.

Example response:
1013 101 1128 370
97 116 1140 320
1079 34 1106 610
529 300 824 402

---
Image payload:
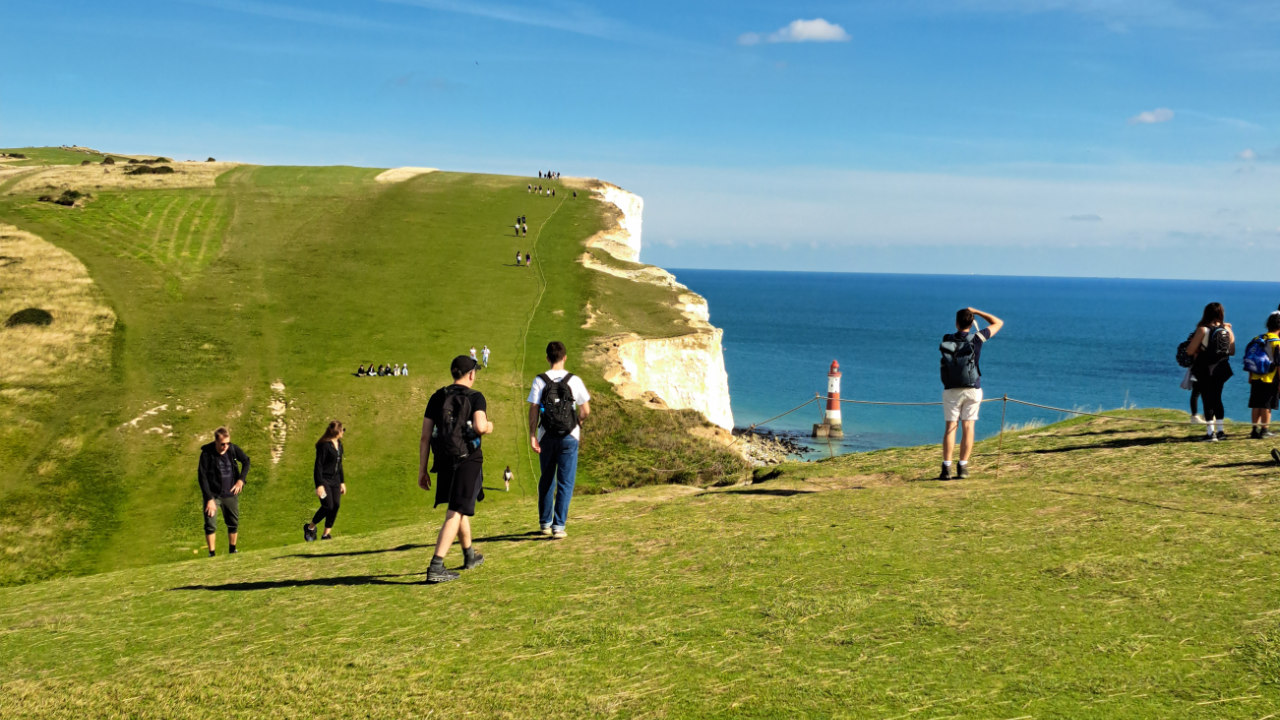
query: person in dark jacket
197 427 250 556
304 420 346 541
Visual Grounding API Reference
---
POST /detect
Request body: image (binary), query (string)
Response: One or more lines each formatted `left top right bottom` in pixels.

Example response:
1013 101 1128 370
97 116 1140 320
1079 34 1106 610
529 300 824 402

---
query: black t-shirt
425 385 488 459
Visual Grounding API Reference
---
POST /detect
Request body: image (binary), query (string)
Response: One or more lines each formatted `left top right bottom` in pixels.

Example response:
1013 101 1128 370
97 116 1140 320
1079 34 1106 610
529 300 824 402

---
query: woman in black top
304 420 346 541
1187 302 1235 441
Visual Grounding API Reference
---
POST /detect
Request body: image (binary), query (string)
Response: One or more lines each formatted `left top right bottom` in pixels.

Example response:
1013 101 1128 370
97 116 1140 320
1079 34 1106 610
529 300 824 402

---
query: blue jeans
538 434 579 531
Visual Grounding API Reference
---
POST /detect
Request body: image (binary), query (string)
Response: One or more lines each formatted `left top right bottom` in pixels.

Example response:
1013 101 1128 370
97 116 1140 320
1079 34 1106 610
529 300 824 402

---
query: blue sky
2 0 1278 279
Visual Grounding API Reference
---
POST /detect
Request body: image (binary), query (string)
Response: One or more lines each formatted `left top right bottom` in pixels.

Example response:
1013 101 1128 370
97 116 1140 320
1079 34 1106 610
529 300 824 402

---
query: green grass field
0 152 742 587
4 410 1280 718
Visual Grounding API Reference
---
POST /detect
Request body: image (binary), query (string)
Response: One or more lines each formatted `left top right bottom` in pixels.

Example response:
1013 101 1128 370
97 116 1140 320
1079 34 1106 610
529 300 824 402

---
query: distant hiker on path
197 427 250 556
304 421 346 542
1188 302 1235 441
528 341 591 538
503 465 513 492
525 252 532 267
516 251 522 266
938 307 1004 480
482 345 490 368
469 346 477 362
419 355 493 583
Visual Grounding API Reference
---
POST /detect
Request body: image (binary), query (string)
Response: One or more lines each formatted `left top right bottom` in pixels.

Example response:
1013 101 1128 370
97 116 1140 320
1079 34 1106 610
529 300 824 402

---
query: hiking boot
462 551 485 570
552 529 568 539
321 534 332 541
937 464 952 481
1251 428 1262 439
956 464 970 479
303 523 316 542
426 564 460 584
1216 431 1228 441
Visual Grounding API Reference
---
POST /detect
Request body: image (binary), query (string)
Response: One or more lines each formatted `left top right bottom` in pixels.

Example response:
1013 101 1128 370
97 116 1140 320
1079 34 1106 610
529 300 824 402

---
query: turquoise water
673 270 1280 454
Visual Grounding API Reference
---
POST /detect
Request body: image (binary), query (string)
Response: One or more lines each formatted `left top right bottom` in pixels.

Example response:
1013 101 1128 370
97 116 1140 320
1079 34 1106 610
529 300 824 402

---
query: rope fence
702 391 1242 478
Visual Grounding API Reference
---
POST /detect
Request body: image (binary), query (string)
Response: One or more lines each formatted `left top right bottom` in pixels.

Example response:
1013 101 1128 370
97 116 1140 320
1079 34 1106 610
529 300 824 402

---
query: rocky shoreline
731 427 813 466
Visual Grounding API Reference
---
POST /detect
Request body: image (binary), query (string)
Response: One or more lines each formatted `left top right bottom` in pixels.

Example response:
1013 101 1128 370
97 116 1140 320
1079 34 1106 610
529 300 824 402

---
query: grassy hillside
3 410 1280 718
0 151 743 586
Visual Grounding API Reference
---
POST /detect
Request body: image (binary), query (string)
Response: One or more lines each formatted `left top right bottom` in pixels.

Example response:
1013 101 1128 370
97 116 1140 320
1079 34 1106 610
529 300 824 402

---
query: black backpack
939 333 981 389
538 373 578 437
432 386 476 460
1175 332 1195 368
1207 326 1231 359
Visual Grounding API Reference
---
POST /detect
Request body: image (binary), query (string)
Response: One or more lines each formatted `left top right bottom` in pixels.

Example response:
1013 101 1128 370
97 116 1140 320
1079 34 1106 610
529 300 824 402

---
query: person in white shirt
526 341 590 538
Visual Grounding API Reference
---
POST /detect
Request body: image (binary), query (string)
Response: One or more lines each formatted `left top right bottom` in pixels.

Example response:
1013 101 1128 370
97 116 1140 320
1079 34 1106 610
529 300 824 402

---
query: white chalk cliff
583 183 735 431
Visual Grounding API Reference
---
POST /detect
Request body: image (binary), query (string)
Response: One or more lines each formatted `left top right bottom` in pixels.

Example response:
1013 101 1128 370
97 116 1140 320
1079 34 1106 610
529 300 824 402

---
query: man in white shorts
938 307 1004 480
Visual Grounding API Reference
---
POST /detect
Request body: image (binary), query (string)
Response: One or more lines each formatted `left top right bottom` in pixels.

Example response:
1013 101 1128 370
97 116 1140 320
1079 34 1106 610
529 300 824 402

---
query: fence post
996 394 1008 481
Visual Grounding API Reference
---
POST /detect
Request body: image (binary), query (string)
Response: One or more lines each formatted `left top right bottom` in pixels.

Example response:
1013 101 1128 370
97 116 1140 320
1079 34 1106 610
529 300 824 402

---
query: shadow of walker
171 572 427 591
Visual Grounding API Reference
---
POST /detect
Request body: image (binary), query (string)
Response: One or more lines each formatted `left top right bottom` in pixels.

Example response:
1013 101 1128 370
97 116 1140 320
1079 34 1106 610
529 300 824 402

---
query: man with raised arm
196 427 250 556
419 355 493 583
938 307 1004 480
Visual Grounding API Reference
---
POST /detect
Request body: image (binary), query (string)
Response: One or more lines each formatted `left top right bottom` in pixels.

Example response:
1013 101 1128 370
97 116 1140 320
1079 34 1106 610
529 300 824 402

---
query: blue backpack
1242 335 1274 376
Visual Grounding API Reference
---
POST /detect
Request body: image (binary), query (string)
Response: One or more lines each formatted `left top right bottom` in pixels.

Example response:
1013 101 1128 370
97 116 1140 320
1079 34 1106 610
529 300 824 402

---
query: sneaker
303 523 316 542
462 551 485 570
552 529 568 539
426 565 460 584
539 526 553 536
937 464 952 481
1271 448 1280 465
1262 431 1277 439
1216 431 1227 441
1199 434 1218 442
956 464 970 479
1191 414 1204 424
229 546 237 554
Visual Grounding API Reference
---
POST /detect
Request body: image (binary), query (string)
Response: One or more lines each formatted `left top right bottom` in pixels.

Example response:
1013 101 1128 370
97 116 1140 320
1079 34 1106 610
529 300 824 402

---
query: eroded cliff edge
581 183 735 431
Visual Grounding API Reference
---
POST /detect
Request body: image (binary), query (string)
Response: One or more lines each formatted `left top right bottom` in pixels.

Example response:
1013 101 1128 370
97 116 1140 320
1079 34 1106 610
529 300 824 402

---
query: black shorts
1249 380 1279 410
203 495 240 534
433 453 484 516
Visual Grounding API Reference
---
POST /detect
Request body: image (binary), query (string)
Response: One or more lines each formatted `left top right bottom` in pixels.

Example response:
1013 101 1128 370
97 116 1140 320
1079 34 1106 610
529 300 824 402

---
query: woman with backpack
1187 302 1235 441
304 420 345 541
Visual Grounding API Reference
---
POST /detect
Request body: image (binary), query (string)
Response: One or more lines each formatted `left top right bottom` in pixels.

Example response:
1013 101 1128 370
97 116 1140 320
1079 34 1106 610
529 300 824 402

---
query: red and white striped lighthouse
813 359 845 438
825 360 842 430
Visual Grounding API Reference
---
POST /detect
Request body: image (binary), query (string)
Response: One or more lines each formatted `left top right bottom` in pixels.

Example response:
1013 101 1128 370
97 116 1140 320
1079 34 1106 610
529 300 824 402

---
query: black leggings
311 484 341 529
1189 384 1200 416
1198 377 1227 422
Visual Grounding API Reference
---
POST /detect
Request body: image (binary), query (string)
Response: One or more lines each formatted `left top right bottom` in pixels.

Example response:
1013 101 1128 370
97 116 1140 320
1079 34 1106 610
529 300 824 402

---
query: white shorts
943 387 983 422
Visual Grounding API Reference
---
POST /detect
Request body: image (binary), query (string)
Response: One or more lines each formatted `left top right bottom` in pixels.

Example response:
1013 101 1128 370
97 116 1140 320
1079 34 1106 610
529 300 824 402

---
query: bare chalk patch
374 167 438 183
269 380 287 465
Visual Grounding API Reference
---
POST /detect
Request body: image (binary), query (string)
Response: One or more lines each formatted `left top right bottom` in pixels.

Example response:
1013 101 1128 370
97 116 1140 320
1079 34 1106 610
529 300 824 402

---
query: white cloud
1128 107 1175 124
738 18 850 45
1239 148 1258 161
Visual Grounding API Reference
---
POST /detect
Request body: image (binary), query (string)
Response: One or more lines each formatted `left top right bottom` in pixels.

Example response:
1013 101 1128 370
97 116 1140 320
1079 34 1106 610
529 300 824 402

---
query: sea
672 270 1280 457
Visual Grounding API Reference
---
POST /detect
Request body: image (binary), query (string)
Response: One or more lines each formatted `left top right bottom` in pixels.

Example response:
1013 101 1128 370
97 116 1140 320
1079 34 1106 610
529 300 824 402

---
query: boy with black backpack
1244 313 1280 439
938 307 1004 480
527 341 591 538
418 355 493 583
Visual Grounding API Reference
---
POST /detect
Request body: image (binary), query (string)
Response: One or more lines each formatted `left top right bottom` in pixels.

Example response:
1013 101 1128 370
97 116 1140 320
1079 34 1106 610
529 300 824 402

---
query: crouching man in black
419 355 494 583
197 426 250 556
